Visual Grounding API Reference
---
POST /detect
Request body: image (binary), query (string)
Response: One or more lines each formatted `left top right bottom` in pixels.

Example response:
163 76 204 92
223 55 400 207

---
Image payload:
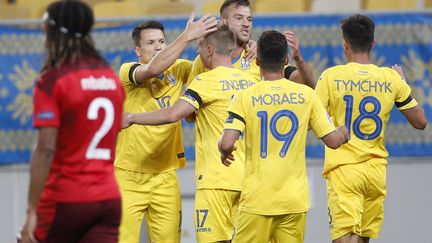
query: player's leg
147 170 182 243
271 212 306 243
194 189 240 243
80 198 122 243
326 163 367 241
115 167 151 243
232 211 272 243
361 158 387 240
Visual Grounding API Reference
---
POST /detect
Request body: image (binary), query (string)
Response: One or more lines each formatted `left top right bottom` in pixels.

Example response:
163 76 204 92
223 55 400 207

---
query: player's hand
20 210 38 243
220 146 237 166
392 64 406 81
184 112 196 123
336 126 349 144
184 13 218 42
284 30 303 62
122 112 133 129
244 39 257 61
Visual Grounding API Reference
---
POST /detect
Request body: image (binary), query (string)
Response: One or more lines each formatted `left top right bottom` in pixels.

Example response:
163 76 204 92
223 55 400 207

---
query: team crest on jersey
166 73 177 85
240 58 251 70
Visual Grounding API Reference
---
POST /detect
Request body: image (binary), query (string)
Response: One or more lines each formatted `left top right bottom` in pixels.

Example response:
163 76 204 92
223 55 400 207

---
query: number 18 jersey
225 79 335 215
316 63 418 176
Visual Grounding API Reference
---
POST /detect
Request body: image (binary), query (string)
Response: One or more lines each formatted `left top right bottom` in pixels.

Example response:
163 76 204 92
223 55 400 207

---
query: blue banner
0 13 431 164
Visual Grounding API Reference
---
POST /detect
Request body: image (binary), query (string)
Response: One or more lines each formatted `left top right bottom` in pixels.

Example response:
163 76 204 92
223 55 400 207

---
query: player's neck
231 43 246 59
210 55 233 69
260 69 284 81
347 52 371 64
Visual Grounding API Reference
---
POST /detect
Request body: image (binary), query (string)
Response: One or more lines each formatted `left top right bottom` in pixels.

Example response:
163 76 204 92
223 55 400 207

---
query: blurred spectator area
1 0 432 20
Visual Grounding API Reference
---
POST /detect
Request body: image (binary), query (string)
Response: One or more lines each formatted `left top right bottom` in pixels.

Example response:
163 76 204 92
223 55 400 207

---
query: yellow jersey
115 59 192 173
189 50 261 83
224 79 335 215
180 66 257 191
316 62 418 176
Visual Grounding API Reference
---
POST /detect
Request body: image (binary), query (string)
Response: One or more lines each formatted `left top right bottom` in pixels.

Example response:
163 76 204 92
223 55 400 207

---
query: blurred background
0 0 431 242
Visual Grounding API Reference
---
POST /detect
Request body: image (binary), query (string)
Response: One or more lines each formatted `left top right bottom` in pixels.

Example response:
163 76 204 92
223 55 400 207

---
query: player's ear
342 39 348 52
255 56 260 67
284 56 289 66
134 46 141 58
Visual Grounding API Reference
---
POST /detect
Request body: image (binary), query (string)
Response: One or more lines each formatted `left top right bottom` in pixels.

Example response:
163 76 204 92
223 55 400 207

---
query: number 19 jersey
224 79 335 215
316 63 418 176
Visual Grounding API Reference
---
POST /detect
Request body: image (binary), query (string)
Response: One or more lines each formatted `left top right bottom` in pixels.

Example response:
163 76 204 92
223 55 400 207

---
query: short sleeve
315 69 330 111
119 62 141 85
33 78 60 128
309 91 335 139
180 75 212 109
224 92 246 132
393 72 418 110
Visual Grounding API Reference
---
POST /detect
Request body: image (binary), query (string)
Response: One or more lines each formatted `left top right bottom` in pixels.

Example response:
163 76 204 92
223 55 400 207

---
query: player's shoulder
172 58 192 67
119 61 140 73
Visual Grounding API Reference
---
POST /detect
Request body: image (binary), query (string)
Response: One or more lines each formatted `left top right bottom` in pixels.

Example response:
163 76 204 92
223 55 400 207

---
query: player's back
228 79 334 214
316 63 417 175
181 66 256 191
34 57 125 202
189 51 261 83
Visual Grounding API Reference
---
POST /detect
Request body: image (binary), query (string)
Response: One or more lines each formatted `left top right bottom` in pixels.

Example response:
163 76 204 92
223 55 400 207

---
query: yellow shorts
233 210 306 243
115 168 181 243
326 158 387 240
194 189 240 243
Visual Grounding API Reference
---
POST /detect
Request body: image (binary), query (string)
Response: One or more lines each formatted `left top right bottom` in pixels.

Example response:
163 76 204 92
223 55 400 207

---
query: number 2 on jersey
343 95 382 140
257 110 299 158
86 97 114 160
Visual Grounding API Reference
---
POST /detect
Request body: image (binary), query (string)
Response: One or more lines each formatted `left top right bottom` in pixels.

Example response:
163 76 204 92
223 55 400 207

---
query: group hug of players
20 0 427 243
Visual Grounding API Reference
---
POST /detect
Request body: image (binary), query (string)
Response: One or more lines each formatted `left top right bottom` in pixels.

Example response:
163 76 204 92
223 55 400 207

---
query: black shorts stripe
228 112 246 125
395 95 413 108
284 65 297 79
129 63 141 84
184 89 203 106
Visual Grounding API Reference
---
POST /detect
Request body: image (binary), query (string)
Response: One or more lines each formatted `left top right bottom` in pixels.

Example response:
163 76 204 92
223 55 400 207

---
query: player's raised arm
284 30 316 88
134 13 218 82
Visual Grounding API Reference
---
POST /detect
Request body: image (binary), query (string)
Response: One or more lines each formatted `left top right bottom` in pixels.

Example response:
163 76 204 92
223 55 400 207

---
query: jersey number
86 97 114 160
343 95 382 140
257 110 299 158
196 209 209 228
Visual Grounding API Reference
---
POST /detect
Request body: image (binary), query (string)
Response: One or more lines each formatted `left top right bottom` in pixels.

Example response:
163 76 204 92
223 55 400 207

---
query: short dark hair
220 0 251 17
202 24 236 55
340 14 375 53
132 20 165 47
257 30 287 72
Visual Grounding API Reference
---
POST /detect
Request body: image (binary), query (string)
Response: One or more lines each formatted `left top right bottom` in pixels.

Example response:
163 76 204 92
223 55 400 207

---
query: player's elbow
325 140 341 149
412 118 428 130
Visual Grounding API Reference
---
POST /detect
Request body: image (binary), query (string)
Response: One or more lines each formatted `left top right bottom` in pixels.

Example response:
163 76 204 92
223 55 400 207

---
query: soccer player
189 0 316 88
315 14 428 243
123 25 257 243
115 15 217 243
20 1 125 243
218 30 348 243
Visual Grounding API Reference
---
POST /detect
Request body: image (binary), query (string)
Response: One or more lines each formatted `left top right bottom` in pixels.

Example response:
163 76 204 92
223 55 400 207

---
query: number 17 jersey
316 63 418 176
